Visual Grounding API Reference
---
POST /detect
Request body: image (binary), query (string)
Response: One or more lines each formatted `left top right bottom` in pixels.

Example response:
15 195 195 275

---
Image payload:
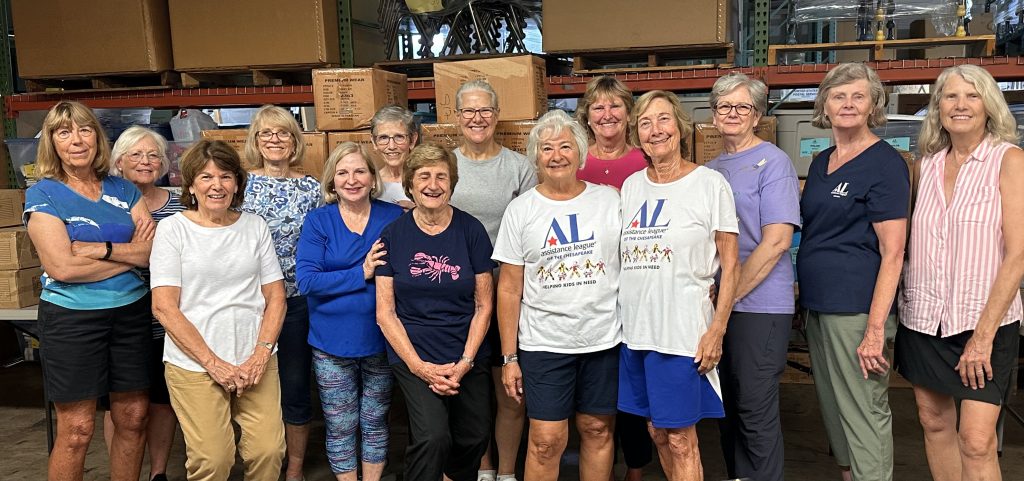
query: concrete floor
1 361 1023 481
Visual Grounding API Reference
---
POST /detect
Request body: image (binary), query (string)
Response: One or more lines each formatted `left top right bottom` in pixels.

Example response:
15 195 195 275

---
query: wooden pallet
23 71 181 92
549 43 735 74
178 64 338 88
373 53 570 79
768 35 996 65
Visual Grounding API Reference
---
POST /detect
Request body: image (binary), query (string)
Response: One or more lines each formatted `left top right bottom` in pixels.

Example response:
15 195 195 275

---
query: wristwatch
501 353 518 366
459 355 475 368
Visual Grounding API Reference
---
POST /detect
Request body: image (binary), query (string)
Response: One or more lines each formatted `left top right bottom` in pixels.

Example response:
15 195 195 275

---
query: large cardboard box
0 190 25 228
0 227 39 271
692 117 778 165
0 267 42 309
419 122 536 155
543 0 730 52
313 69 408 131
325 131 384 169
169 0 340 70
200 130 327 179
12 0 172 78
433 56 547 124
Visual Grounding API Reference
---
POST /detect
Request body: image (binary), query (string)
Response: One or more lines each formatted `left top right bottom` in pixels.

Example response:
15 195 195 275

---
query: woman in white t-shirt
618 91 740 481
493 110 622 481
150 139 287 481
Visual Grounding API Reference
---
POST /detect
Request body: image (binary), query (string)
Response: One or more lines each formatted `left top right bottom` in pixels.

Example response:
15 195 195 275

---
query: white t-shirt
618 166 738 357
378 181 411 205
150 212 284 372
492 183 622 354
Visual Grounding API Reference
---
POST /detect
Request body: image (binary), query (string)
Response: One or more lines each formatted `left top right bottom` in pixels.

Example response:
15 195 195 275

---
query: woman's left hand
856 327 890 379
694 328 725 374
955 333 994 390
236 349 272 396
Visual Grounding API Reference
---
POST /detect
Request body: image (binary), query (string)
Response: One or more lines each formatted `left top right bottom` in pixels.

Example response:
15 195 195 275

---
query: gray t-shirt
450 146 537 244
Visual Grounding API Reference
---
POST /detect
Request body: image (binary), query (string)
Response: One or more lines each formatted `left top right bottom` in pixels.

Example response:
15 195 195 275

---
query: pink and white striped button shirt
900 137 1023 337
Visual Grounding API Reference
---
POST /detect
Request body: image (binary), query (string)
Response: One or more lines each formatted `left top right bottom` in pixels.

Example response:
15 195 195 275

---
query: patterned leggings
313 349 394 474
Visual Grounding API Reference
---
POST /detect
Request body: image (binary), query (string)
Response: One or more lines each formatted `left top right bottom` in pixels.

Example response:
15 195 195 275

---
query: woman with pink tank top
897 64 1024 481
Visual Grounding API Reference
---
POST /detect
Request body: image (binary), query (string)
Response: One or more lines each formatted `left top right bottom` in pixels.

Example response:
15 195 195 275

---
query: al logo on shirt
622 199 674 267
538 214 606 287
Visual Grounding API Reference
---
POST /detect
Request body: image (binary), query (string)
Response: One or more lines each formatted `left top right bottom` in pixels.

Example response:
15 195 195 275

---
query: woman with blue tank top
25 101 155 481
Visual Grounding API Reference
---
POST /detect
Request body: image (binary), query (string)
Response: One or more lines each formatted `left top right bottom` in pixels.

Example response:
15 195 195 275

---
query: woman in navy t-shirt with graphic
375 143 495 481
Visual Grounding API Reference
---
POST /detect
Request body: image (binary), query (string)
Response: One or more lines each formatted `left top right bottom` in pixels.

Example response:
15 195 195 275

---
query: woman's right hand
132 216 156 242
205 357 242 393
502 362 523 403
413 360 460 395
363 239 387 279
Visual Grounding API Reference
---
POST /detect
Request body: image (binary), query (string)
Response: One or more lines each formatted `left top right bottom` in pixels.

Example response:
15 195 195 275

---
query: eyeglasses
374 133 410 146
257 129 293 141
54 126 96 141
458 107 497 119
126 151 161 163
714 103 754 116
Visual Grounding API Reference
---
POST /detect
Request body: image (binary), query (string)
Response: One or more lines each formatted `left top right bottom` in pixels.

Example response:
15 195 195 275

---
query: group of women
24 62 1022 481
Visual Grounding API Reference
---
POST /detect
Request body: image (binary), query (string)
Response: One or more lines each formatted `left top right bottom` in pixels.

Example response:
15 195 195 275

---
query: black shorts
38 293 152 403
895 321 1020 405
520 345 619 421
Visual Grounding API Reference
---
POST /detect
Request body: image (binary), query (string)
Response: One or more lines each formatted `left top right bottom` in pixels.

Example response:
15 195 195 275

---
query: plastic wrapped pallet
793 0 961 35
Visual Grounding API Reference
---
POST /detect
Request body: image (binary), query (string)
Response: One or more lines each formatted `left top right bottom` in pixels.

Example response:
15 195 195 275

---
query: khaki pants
806 311 896 481
165 356 285 481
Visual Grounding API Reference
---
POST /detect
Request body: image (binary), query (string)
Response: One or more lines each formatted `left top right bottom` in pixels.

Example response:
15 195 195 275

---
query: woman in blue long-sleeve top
295 142 402 481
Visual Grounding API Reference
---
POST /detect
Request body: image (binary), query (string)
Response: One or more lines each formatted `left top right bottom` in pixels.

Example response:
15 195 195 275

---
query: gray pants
806 311 897 481
718 312 792 481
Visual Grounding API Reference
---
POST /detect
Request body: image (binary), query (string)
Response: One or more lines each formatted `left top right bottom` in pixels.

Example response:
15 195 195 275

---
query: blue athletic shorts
617 346 724 428
520 345 619 421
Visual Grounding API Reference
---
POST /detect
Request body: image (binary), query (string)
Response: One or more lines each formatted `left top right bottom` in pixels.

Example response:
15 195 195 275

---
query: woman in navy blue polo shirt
796 63 910 481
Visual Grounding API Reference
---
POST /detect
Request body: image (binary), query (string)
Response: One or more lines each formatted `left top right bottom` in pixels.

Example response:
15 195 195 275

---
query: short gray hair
526 110 590 170
812 63 887 129
455 79 499 110
710 73 768 116
109 125 170 178
370 105 420 139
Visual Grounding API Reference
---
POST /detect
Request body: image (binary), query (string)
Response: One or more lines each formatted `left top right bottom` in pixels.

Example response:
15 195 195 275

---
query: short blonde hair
109 126 170 178
527 110 590 170
179 139 248 211
320 142 384 204
812 63 887 129
629 90 693 161
244 104 306 169
575 75 635 144
36 101 111 181
919 65 1020 156
403 143 459 200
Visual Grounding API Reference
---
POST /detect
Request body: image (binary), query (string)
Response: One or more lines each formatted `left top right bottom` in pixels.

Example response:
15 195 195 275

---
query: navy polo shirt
796 140 910 314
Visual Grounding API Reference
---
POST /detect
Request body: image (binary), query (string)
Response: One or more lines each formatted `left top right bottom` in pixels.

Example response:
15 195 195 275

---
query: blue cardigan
295 200 403 357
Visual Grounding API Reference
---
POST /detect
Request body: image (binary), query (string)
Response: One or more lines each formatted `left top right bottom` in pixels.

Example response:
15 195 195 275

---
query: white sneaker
496 475 518 481
477 470 497 481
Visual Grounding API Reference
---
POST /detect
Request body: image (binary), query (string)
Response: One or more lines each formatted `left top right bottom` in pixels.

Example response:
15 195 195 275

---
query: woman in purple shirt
704 73 801 481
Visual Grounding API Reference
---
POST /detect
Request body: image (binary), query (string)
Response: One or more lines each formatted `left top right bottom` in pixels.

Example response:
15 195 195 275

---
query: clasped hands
413 359 472 396
206 350 271 397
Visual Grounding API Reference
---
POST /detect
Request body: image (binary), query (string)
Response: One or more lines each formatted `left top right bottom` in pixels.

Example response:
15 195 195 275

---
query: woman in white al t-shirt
493 110 622 481
618 91 740 480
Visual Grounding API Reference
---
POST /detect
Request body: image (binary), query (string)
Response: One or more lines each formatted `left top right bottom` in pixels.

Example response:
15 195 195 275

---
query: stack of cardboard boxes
0 190 42 310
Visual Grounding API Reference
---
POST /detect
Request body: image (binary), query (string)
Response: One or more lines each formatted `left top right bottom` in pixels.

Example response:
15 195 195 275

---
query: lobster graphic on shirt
409 252 461 282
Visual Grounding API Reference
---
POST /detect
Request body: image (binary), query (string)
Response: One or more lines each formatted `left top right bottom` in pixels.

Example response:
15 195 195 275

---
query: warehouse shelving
6 56 1024 118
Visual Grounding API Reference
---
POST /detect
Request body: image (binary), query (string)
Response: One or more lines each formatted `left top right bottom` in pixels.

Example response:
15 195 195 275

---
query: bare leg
108 390 149 481
959 400 1002 481
492 366 526 477
284 423 311 481
361 461 387 481
147 403 177 478
651 425 702 481
103 411 114 456
524 419 569 481
576 414 614 481
648 423 674 480
49 399 97 481
913 385 961 481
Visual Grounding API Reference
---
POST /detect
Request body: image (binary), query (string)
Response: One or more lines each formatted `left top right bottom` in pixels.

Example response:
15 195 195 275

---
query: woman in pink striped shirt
897 64 1024 480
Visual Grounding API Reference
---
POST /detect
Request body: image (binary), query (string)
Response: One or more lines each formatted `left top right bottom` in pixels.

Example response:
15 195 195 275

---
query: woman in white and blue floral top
241 104 322 481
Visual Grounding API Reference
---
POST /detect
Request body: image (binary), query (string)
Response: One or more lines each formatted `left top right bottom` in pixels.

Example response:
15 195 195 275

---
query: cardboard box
12 0 172 78
313 69 408 131
433 56 547 124
692 117 778 165
0 267 42 309
325 131 384 169
168 0 340 70
543 0 730 52
418 122 537 155
0 190 25 228
0 227 39 271
200 130 327 179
